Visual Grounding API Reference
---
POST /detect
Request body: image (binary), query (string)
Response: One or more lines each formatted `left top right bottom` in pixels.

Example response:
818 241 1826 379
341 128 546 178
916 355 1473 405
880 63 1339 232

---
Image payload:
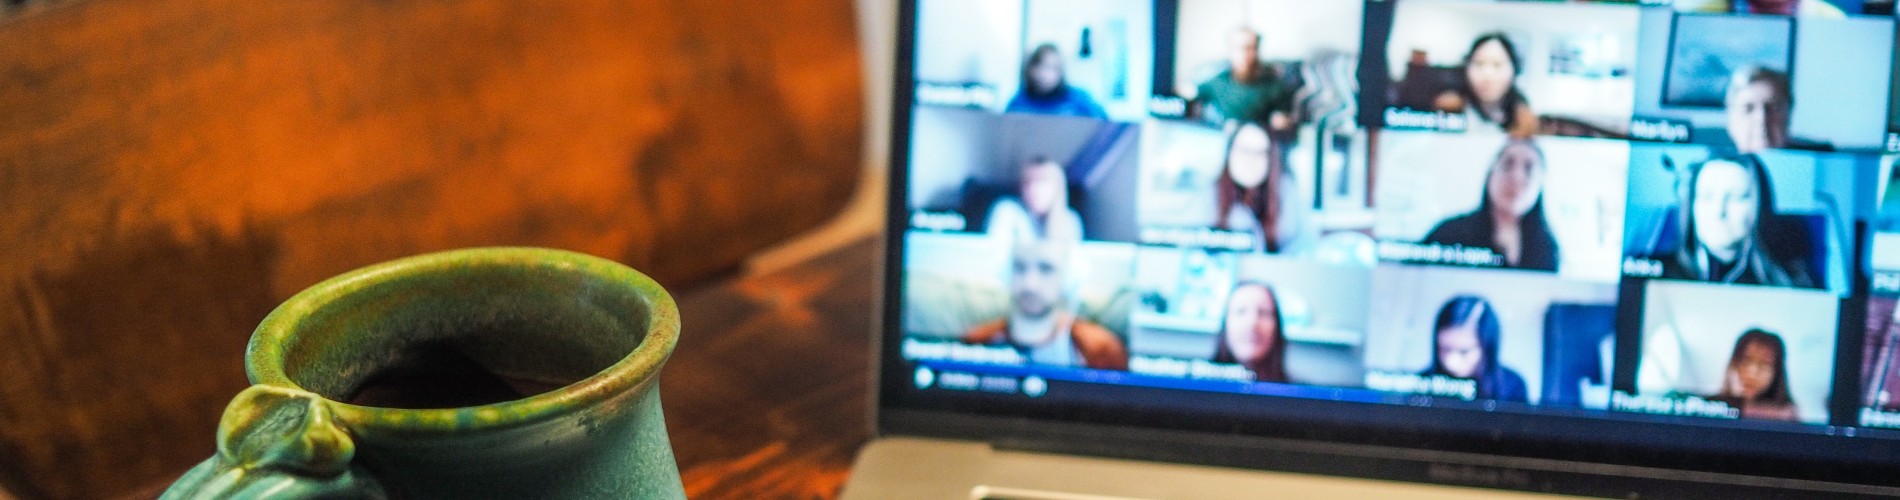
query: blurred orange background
0 0 865 497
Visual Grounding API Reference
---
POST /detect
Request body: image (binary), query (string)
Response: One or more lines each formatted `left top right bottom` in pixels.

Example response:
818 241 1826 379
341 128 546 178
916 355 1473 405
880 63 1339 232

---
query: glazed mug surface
162 247 685 499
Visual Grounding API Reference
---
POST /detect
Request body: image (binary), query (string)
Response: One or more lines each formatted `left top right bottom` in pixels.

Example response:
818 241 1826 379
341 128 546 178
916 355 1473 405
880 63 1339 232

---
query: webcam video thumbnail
1628 7 1894 152
1891 35 1900 152
1155 0 1364 131
1872 155 1900 270
1361 265 1618 408
1622 144 1875 297
1125 250 1370 387
1368 0 1640 138
1135 119 1375 264
900 231 1139 372
914 0 1155 122
1863 285 1900 428
1373 131 1629 284
907 108 1141 243
1618 280 1838 425
1671 0 1896 17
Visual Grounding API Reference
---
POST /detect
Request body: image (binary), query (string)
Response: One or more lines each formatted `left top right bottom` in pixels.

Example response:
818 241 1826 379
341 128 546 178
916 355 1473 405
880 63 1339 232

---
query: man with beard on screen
961 236 1128 370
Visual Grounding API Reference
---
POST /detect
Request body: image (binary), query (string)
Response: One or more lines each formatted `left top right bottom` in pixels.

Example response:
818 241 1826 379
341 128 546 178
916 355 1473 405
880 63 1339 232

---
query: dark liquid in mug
346 342 576 409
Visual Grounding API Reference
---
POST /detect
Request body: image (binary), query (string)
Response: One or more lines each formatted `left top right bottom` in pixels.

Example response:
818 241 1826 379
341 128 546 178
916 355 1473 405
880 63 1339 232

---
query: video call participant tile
913 0 1156 122
1365 0 1641 138
1125 249 1370 387
1373 130 1629 284
1361 264 1618 409
907 109 1143 243
1621 144 1876 297
1627 8 1895 152
1615 280 1839 425
899 231 1140 372
1134 119 1374 264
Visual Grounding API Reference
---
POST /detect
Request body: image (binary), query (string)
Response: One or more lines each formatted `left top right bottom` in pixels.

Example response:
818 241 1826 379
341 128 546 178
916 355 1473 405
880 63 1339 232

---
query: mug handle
161 385 387 499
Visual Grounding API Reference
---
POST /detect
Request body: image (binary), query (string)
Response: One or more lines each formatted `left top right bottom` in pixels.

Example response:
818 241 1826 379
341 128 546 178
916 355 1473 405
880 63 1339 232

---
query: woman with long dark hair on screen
1714 329 1799 421
1422 295 1528 403
1215 122 1311 254
1659 154 1816 288
1005 43 1108 119
1435 33 1538 138
1212 281 1289 383
1421 138 1559 271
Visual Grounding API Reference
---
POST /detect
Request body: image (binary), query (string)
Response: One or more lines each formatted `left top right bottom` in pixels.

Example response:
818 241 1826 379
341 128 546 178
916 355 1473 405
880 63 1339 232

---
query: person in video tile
1189 27 1296 130
987 157 1085 245
1712 329 1800 421
1006 43 1109 120
962 237 1128 370
1433 33 1538 138
1420 139 1559 271
1424 295 1530 402
1724 66 1829 154
1675 0 1847 18
1215 122 1312 254
1659 155 1816 288
1212 281 1290 383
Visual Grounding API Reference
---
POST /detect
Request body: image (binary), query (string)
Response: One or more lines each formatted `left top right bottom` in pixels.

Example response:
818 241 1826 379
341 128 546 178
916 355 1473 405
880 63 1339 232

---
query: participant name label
1365 371 1477 400
1140 226 1254 250
1875 272 1900 294
910 210 968 232
1629 117 1693 143
1378 241 1501 267
1148 95 1188 119
902 338 1025 366
1861 408 1900 429
1383 107 1469 132
915 82 999 109
1622 257 1664 278
1611 392 1739 419
1130 355 1254 382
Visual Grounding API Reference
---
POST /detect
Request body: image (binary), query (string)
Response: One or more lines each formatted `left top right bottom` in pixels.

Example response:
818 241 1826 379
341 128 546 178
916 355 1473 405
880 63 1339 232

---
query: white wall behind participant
914 0 1025 110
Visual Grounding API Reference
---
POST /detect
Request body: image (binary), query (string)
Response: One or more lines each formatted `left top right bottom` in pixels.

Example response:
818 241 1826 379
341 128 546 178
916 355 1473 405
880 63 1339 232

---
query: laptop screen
883 0 1900 491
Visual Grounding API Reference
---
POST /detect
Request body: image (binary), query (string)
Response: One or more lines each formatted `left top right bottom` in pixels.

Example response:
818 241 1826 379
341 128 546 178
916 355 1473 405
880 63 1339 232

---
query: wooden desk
663 236 879 499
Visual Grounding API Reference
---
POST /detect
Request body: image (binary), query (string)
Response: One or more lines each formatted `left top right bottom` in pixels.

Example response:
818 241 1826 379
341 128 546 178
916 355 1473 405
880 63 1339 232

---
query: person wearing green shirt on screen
1190 27 1296 132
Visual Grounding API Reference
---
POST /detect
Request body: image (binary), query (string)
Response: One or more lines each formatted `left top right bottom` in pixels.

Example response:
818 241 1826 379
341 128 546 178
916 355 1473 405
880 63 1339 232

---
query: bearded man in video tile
962 237 1128 370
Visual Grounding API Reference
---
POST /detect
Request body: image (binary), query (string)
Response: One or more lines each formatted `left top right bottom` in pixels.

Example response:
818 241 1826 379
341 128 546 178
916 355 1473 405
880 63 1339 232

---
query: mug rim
245 246 679 435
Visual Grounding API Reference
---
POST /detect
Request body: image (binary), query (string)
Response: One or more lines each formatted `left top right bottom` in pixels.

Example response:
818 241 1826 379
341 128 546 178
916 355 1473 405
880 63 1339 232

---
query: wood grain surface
0 0 863 497
666 236 877 499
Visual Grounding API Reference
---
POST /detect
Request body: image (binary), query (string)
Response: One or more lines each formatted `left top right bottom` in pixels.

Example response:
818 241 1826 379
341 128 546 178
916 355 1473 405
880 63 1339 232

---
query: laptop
842 0 1900 498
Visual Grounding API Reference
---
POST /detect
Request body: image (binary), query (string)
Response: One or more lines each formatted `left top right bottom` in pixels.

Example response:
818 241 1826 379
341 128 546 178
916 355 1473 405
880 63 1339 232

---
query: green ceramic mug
162 248 685 499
